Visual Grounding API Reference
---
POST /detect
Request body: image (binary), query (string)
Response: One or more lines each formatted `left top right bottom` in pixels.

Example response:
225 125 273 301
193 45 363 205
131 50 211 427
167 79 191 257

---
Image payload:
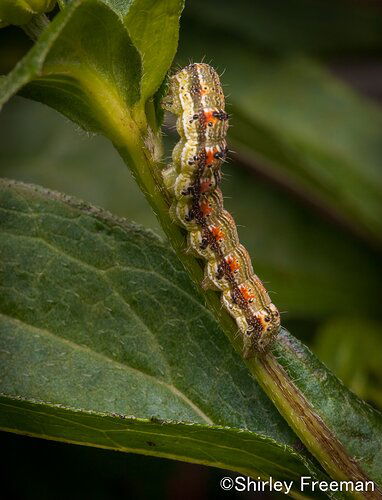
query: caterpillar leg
162 165 178 194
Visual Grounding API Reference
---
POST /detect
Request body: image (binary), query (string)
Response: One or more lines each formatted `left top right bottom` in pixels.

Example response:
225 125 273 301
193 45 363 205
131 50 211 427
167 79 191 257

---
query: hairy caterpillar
161 63 280 356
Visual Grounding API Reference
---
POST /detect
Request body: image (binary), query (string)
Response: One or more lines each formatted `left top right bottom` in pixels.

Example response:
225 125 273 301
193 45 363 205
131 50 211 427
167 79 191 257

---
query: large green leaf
0 179 283 431
0 179 329 493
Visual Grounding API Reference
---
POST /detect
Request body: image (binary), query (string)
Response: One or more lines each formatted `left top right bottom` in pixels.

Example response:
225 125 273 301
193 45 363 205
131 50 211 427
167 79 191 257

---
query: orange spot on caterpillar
200 179 213 193
226 256 240 273
203 110 219 127
239 285 255 303
205 148 217 167
211 226 224 241
200 199 212 216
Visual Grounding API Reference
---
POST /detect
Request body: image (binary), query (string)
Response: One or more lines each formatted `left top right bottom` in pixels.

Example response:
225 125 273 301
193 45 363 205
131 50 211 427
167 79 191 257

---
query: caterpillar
161 63 280 357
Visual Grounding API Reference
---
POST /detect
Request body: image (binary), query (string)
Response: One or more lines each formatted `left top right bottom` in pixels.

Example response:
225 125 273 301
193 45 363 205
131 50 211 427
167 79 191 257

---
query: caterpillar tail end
245 324 281 358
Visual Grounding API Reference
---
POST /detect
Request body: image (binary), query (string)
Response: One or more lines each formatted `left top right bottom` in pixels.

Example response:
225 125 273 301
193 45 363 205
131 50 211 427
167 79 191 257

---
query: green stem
251 350 375 494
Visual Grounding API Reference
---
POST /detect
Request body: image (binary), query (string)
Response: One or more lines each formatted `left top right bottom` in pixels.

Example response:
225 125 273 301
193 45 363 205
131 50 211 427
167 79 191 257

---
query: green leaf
0 397 329 495
0 179 283 432
0 0 143 136
0 179 329 491
314 318 382 405
123 0 184 104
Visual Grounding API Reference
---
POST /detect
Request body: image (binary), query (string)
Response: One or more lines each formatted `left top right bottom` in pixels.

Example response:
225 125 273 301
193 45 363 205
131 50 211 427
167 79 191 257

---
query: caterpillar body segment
170 188 225 231
188 210 239 260
222 275 272 314
162 63 280 355
172 139 228 177
202 244 254 291
172 169 221 200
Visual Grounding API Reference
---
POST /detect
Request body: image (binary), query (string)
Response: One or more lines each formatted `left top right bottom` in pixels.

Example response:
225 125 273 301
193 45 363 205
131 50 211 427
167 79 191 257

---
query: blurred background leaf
178 2 382 248
183 0 382 55
0 97 157 228
315 318 382 408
